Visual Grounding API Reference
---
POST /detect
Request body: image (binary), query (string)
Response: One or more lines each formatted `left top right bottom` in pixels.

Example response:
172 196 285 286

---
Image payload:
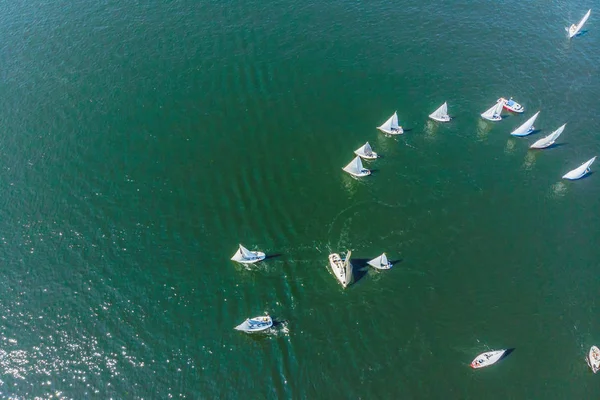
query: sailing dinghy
235 315 273 333
510 111 540 137
530 124 565 149
587 346 600 373
480 101 504 121
567 9 591 38
367 253 392 270
328 250 353 288
377 112 403 134
354 142 378 160
562 156 596 180
231 244 266 264
429 102 451 122
343 156 371 177
471 349 507 369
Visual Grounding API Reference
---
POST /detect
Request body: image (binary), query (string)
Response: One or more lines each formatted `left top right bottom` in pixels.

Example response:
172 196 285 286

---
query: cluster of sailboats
342 95 595 181
230 244 393 332
231 11 599 380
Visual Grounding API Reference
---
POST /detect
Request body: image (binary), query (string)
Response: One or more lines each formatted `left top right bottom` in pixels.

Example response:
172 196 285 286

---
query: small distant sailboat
530 123 565 149
343 156 371 177
367 253 392 270
377 112 403 134
567 9 591 38
231 244 266 264
328 250 353 288
471 349 507 369
354 142 378 160
429 102 451 122
587 346 600 373
480 101 504 122
234 315 273 333
510 111 540 137
562 157 596 180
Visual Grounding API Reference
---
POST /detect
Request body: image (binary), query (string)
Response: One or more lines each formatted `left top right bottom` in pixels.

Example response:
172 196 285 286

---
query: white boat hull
587 346 600 373
429 115 451 122
481 115 502 122
568 9 591 38
328 253 352 288
231 250 266 264
235 316 273 333
343 168 371 177
377 127 404 135
471 349 507 369
354 151 378 160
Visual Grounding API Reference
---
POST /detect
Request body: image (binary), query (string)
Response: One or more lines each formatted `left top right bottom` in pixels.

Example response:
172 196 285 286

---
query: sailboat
510 111 540 137
429 102 451 122
377 112 403 134
471 349 507 369
354 142 378 160
367 253 392 270
343 156 371 177
234 315 273 333
231 244 266 264
530 123 565 149
480 101 504 122
587 346 600 373
567 9 591 38
562 157 596 180
328 250 353 288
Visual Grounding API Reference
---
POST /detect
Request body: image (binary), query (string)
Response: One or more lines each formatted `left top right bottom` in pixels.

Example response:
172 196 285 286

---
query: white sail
510 111 540 137
343 156 370 177
354 142 377 159
367 252 392 270
240 244 254 259
481 101 503 121
568 9 591 38
343 250 353 285
377 112 403 134
530 123 565 149
231 244 266 263
429 102 450 122
562 156 596 180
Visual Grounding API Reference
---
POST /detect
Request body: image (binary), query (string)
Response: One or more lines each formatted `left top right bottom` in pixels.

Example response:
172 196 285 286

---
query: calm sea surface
0 1 598 398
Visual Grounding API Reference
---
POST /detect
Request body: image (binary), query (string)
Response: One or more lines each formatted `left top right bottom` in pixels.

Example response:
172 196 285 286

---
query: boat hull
231 250 266 264
429 115 451 122
587 346 600 373
499 97 524 113
354 151 378 160
377 127 404 135
235 316 273 333
471 350 507 369
328 253 350 287
481 115 502 122
342 168 371 177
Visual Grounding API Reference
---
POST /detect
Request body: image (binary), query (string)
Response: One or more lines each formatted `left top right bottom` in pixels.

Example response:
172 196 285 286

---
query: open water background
0 1 598 398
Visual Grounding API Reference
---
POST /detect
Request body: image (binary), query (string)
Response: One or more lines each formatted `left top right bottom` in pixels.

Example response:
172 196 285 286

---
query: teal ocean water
0 1 599 398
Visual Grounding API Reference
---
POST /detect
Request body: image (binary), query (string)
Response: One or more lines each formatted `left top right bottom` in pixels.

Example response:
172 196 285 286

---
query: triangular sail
481 102 503 119
530 124 565 149
429 102 448 120
380 253 388 267
364 142 373 156
239 244 254 259
343 156 363 174
378 114 394 131
344 250 353 284
390 112 399 130
569 9 591 38
510 111 540 136
563 156 596 179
